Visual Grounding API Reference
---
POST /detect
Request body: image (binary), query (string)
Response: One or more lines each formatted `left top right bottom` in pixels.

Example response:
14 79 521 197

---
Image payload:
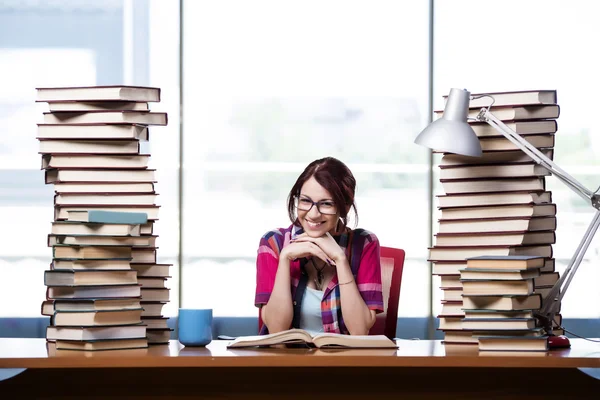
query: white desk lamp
415 88 600 349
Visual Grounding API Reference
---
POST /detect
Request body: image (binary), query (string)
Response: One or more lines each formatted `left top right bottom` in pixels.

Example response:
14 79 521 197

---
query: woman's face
296 176 340 237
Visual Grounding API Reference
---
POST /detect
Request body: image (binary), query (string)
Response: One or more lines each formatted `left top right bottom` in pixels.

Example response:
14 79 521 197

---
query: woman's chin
302 225 329 237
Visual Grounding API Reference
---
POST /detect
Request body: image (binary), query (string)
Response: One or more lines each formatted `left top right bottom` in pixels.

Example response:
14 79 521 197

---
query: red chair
370 246 405 339
258 247 405 338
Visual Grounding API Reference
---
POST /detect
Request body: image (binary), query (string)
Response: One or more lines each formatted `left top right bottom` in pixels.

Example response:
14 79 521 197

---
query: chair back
370 246 405 339
257 246 405 338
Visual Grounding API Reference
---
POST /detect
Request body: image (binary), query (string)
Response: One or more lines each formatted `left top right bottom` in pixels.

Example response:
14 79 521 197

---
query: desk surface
0 338 599 369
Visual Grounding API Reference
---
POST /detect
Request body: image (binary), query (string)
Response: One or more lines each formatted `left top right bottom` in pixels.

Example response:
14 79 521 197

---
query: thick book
141 316 170 329
434 258 554 276
52 245 133 260
55 205 159 221
442 289 463 302
130 263 171 277
437 191 552 209
466 255 546 270
468 120 557 137
48 101 150 112
146 329 172 344
462 318 536 330
39 139 140 155
47 284 142 299
48 234 155 248
51 309 143 327
438 217 556 234
36 85 161 102
435 104 560 121
461 279 535 296
140 288 170 302
53 182 155 194
140 302 167 317
43 111 167 126
477 336 548 352
440 275 461 289
462 294 542 311
51 259 132 271
37 124 148 140
42 154 150 170
478 134 554 152
464 309 536 319
428 245 552 262
55 193 157 206
440 177 546 195
137 277 167 289
44 269 137 286
42 298 142 313
66 210 149 225
442 330 478 344
460 268 541 281
439 163 550 180
46 169 156 184
440 204 556 220
227 329 397 349
440 149 554 167
438 317 463 330
46 324 147 341
435 231 556 247
131 248 157 263
51 221 141 236
55 337 149 351
443 90 557 109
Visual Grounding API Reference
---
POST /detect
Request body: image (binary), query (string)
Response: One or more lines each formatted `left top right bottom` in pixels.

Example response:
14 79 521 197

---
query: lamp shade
414 88 482 157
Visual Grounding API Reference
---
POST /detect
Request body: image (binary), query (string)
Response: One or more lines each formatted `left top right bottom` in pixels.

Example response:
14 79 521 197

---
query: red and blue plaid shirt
255 224 384 334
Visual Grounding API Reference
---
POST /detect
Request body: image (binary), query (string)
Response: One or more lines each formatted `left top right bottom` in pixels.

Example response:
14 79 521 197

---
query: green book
67 210 148 225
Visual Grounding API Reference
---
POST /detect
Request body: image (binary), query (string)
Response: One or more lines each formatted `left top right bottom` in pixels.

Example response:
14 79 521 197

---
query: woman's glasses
294 196 337 215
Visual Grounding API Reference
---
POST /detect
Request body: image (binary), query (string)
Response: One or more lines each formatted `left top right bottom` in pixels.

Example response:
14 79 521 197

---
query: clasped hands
281 232 346 266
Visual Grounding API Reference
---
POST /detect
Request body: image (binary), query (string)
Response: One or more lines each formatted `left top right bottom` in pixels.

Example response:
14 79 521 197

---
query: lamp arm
478 108 600 335
478 109 596 204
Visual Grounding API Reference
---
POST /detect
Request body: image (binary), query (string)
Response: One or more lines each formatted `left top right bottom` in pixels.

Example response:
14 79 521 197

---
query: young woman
255 157 383 335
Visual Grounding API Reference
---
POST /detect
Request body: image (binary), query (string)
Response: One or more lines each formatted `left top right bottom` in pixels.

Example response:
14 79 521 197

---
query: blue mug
178 308 213 347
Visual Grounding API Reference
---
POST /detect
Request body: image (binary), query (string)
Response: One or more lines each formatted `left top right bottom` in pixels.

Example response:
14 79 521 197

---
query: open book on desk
226 328 398 349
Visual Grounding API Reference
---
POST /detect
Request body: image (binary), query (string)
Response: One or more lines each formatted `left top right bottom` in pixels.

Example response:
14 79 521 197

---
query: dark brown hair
287 157 358 229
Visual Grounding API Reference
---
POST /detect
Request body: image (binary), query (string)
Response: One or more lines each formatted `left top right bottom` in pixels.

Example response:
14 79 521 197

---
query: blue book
66 210 148 225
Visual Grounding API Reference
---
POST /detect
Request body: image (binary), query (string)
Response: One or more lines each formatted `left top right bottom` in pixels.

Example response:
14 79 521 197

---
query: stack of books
461 255 561 351
42 210 148 351
36 86 172 347
430 90 561 346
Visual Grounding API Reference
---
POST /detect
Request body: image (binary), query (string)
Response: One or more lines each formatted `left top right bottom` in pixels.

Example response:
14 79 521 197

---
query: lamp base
547 335 571 349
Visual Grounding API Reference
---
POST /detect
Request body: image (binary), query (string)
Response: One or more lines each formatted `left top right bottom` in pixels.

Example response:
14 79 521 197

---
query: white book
43 111 167 126
48 102 150 112
46 169 156 183
37 124 148 140
53 182 155 194
39 139 140 155
36 86 160 102
42 154 150 169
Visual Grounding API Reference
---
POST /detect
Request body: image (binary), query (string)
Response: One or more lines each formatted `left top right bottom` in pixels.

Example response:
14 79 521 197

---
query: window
182 0 431 317
434 0 600 318
0 0 180 317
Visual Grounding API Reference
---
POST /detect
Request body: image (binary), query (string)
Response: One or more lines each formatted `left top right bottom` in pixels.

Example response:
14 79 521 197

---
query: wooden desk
0 338 599 399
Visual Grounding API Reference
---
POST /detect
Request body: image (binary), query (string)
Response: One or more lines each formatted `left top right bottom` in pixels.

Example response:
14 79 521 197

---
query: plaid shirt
255 224 384 334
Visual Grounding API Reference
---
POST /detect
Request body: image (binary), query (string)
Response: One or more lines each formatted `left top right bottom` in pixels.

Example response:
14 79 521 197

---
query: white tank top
299 286 324 334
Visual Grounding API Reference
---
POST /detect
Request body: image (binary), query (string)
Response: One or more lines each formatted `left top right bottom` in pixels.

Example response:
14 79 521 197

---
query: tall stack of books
36 86 172 347
460 255 560 351
430 90 561 346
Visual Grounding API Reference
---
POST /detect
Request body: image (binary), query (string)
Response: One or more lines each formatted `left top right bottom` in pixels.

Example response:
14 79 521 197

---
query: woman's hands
280 238 332 265
288 232 346 265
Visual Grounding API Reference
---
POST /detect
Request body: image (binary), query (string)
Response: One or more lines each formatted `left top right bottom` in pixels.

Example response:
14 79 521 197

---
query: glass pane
434 0 600 318
0 0 180 317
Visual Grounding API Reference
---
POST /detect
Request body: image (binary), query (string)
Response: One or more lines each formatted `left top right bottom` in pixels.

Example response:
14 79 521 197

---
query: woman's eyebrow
299 194 333 202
